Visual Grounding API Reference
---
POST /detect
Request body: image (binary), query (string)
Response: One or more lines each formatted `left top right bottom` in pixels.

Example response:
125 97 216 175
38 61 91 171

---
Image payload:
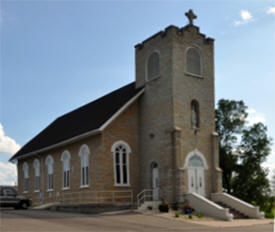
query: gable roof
10 82 143 161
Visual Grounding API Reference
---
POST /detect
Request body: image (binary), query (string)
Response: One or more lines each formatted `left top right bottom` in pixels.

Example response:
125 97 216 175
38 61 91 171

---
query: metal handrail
137 189 153 207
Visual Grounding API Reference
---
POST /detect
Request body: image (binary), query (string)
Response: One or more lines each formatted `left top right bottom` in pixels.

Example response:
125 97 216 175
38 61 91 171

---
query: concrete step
216 202 249 219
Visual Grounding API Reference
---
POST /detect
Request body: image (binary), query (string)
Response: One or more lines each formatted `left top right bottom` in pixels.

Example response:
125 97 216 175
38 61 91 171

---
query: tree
215 99 272 208
215 99 247 193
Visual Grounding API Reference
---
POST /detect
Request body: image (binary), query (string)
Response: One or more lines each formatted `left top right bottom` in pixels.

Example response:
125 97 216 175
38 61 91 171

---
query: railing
137 189 153 207
33 190 133 206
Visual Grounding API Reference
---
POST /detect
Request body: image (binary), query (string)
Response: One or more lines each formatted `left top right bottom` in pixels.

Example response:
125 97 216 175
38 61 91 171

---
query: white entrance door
188 167 205 196
152 166 159 201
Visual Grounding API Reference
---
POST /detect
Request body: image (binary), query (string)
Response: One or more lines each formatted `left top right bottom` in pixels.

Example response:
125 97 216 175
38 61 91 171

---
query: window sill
34 190 40 193
184 71 203 79
23 191 28 194
47 189 53 192
80 185 89 189
62 187 70 191
114 183 131 187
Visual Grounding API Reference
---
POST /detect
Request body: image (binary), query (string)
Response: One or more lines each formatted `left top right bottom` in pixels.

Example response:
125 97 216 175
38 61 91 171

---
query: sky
0 0 275 185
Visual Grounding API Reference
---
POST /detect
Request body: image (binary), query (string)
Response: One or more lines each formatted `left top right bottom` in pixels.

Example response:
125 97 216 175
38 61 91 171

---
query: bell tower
135 10 222 203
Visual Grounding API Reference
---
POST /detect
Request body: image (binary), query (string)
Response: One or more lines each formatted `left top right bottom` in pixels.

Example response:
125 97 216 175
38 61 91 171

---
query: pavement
0 208 274 232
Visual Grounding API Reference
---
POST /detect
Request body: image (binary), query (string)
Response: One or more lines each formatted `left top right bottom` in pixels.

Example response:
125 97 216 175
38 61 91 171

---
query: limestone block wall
136 27 176 202
102 101 140 202
171 26 216 198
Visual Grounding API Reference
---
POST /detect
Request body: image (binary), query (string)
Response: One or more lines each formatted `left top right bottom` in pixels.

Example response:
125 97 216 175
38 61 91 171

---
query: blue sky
0 0 275 185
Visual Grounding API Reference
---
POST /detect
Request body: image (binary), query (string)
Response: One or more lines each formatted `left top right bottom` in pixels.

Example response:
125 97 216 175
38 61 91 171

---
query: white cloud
0 123 21 155
246 108 266 126
266 7 275 15
0 161 17 185
234 10 254 26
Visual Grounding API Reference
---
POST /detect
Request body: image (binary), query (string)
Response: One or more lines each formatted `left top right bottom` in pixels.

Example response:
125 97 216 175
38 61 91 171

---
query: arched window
61 151 71 189
33 159 40 191
147 52 160 81
186 48 202 76
79 145 90 187
191 100 200 129
111 141 131 186
45 155 54 191
22 162 29 192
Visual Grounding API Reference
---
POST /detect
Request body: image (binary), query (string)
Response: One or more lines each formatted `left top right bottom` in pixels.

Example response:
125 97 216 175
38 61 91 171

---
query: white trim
79 144 90 187
183 148 208 169
62 187 70 191
80 185 89 189
61 150 71 161
100 89 145 131
111 140 132 153
47 189 53 192
11 129 101 162
11 89 144 163
185 46 203 77
34 190 40 193
145 50 161 82
23 191 28 194
112 141 131 186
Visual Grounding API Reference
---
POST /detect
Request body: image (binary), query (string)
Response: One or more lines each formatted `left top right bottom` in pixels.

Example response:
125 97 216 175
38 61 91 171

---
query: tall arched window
191 100 200 129
79 145 90 187
45 155 54 191
61 151 71 189
147 52 160 81
33 159 40 192
111 141 131 186
186 47 202 76
22 162 29 192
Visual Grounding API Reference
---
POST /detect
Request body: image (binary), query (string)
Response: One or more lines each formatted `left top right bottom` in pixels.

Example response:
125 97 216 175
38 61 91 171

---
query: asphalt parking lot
0 208 273 232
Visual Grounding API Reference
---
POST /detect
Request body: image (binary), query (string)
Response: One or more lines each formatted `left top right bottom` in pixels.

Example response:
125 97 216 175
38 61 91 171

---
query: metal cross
185 9 197 26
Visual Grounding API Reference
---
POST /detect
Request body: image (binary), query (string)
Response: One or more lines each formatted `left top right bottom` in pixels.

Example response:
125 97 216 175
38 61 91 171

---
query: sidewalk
154 211 274 228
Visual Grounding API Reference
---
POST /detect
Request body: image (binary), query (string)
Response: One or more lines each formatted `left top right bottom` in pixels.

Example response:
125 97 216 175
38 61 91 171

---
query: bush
265 211 274 219
188 214 193 219
175 212 180 218
147 206 152 210
159 202 169 213
196 212 204 218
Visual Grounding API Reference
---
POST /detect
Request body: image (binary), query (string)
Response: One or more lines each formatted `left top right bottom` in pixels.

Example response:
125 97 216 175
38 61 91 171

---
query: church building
10 10 264 220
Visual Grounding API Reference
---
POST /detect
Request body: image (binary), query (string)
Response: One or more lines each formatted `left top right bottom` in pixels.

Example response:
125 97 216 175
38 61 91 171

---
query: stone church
10 10 263 220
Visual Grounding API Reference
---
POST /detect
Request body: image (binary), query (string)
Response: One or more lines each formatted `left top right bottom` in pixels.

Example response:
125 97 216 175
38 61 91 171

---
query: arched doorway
151 162 159 201
184 149 208 197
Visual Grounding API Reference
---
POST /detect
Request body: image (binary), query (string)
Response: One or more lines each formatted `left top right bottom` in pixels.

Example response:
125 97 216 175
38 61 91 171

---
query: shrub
159 202 169 212
175 212 180 218
147 206 153 210
188 214 193 219
196 212 204 218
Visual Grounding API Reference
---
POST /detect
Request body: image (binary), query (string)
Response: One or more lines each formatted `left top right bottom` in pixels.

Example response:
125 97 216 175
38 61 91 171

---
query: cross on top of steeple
185 9 197 26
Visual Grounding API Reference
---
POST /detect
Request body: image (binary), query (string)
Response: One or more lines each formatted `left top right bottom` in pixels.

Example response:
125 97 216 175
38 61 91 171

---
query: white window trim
45 155 54 191
183 148 209 169
61 150 71 189
111 140 131 187
145 50 161 82
33 159 40 192
79 144 90 188
23 191 28 194
185 46 203 78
